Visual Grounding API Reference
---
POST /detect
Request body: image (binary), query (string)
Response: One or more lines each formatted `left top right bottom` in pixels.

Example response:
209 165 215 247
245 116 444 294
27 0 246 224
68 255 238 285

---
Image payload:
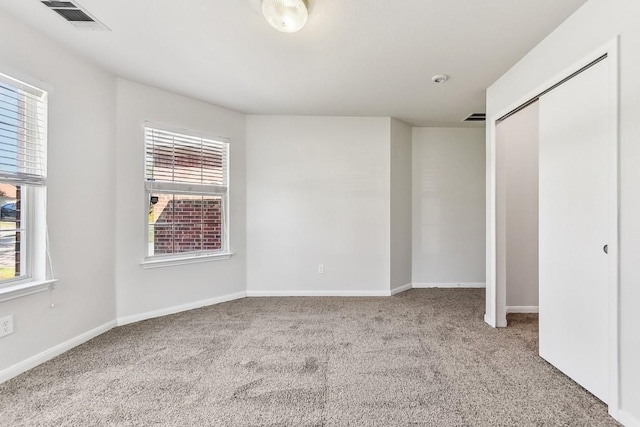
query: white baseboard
390 283 412 295
116 291 247 326
246 290 390 297
618 409 640 427
412 282 486 289
506 306 539 314
0 320 116 384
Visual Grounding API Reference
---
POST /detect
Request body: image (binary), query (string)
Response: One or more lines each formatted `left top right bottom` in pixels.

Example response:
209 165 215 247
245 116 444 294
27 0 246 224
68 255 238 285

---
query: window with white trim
144 125 229 260
0 72 48 288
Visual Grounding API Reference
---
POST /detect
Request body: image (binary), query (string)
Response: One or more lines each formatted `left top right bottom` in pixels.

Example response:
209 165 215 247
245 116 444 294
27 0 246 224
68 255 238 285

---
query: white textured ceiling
0 0 587 126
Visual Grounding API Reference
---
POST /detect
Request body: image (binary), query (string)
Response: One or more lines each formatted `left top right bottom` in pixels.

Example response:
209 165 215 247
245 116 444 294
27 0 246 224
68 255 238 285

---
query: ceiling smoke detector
432 74 449 84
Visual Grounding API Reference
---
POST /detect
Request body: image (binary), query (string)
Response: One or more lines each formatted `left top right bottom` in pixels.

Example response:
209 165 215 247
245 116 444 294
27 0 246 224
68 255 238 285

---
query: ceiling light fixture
432 74 449 84
262 0 308 33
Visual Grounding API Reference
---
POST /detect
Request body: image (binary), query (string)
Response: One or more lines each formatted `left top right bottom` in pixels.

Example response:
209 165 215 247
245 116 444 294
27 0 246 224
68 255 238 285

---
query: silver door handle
603 244 608 254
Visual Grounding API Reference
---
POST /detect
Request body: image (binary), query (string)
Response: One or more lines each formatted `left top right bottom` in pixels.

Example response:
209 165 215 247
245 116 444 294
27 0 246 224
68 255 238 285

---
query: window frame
0 70 55 301
141 122 232 268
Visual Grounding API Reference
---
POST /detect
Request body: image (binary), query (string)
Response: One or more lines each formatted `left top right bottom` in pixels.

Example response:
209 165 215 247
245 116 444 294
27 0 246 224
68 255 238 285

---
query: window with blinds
144 125 230 259
0 74 47 186
0 72 48 286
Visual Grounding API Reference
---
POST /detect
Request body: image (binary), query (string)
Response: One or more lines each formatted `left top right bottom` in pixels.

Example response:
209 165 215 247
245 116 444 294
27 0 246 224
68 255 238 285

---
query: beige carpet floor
0 289 619 426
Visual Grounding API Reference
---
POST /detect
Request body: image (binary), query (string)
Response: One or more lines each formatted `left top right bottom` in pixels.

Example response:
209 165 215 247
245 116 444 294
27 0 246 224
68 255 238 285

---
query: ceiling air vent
463 113 486 122
41 1 109 30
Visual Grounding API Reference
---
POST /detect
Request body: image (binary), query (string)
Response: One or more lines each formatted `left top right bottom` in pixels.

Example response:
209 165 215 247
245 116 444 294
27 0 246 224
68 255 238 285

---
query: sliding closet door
538 58 610 403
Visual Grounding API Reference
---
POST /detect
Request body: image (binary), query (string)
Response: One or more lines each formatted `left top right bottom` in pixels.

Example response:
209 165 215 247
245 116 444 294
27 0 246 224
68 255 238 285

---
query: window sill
0 279 58 303
140 252 234 269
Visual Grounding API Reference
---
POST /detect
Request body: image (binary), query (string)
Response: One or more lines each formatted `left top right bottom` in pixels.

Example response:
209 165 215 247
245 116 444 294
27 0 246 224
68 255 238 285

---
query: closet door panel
538 58 610 403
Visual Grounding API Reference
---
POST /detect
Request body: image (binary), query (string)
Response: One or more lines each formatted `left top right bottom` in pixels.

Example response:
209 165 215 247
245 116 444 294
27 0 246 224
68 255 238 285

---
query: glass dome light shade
262 0 308 33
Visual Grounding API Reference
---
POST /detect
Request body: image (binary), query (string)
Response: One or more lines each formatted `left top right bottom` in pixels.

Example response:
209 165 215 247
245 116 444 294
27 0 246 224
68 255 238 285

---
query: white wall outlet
0 315 14 338
318 264 324 274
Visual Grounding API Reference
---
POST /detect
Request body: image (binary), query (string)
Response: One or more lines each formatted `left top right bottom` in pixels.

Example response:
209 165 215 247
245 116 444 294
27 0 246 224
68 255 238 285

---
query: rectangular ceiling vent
41 1 109 30
463 113 486 122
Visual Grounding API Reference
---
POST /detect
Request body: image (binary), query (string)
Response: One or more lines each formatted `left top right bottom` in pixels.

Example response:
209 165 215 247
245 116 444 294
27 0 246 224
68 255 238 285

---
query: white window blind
144 126 228 194
0 73 47 186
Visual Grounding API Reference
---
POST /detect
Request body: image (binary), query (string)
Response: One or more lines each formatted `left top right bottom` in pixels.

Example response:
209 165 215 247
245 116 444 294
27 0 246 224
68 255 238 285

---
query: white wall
115 79 247 321
246 116 391 295
486 0 640 422
497 103 539 309
412 128 486 286
0 10 116 373
390 119 412 292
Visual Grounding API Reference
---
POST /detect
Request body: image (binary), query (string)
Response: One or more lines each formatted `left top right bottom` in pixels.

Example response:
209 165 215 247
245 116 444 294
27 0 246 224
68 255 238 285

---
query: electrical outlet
318 264 324 274
0 315 14 338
